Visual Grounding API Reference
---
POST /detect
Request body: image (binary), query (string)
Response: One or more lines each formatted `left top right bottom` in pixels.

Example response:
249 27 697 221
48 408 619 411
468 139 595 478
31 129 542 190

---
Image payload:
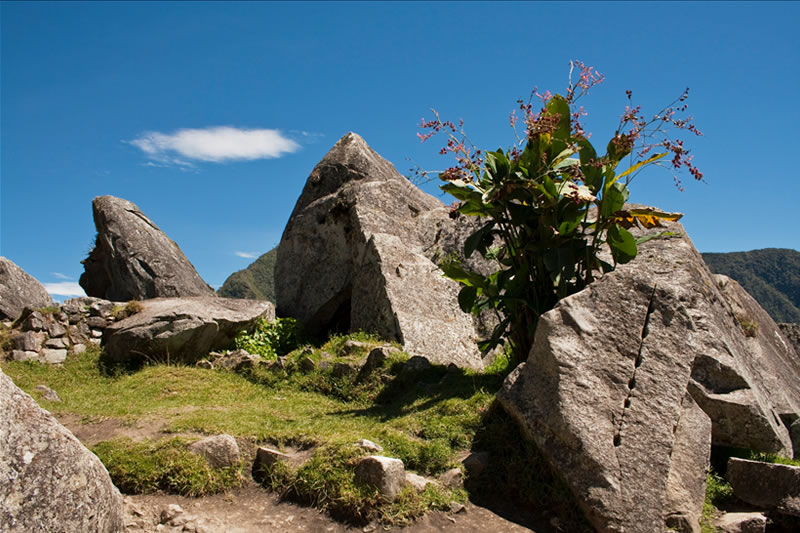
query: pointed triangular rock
276 133 492 369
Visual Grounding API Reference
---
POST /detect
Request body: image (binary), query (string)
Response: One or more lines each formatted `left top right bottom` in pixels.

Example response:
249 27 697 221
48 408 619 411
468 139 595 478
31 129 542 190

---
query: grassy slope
217 247 277 301
702 248 800 323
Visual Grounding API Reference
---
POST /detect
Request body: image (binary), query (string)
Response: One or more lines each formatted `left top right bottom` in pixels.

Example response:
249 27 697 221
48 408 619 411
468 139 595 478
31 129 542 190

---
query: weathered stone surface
405 472 436 492
42 349 68 364
12 331 45 352
187 434 240 469
0 257 53 321
354 455 405 500
355 439 383 452
498 219 719 533
0 368 124 532
462 451 490 478
438 467 464 489
665 394 712 533
79 195 215 301
779 323 800 357
209 349 262 371
35 384 61 402
275 133 492 370
727 458 800 516
714 512 767 533
102 297 274 365
253 447 292 474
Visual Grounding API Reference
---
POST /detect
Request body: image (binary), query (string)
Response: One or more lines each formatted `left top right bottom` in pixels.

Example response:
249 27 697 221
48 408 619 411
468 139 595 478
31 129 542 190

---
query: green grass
1 336 505 525
92 437 244 496
700 471 733 533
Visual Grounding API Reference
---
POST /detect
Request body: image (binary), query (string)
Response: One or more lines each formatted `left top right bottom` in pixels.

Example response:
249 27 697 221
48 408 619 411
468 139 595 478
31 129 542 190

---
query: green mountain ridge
218 246 800 324
217 248 277 301
702 248 800 323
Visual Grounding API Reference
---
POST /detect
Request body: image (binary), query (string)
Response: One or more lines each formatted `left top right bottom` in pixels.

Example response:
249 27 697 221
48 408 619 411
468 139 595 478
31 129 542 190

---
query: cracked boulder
275 132 494 369
498 215 800 532
80 195 215 301
1 367 124 532
0 257 53 321
102 297 274 365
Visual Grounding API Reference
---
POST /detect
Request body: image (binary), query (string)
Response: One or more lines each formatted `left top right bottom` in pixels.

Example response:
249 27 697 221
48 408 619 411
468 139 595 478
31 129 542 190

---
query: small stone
449 502 466 514
356 439 383 452
46 322 67 338
357 347 391 379
299 356 316 372
45 338 66 349
342 340 370 354
21 311 46 332
405 472 435 492
12 350 39 362
89 338 102 345
159 504 185 525
196 360 213 370
67 313 82 324
332 362 356 377
91 329 103 338
254 447 292 472
187 434 240 469
86 316 108 329
462 451 490 477
714 511 767 533
42 349 68 364
439 468 464 489
354 455 405 500
35 385 61 402
403 356 432 374
71 344 87 355
12 331 44 352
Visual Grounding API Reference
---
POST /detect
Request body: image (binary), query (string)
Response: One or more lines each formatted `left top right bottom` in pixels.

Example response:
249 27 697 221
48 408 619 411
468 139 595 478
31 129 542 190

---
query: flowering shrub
419 61 702 360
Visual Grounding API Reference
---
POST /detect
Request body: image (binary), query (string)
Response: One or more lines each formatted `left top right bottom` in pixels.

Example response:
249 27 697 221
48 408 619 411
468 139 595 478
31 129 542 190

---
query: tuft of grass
736 315 759 338
92 437 243 496
742 450 800 467
111 300 144 320
36 305 61 315
700 471 733 533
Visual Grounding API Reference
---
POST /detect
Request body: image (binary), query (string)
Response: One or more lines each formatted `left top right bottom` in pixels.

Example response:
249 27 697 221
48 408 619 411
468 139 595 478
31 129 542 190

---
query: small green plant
234 317 303 358
112 300 144 320
736 315 759 338
700 471 734 532
35 305 61 315
420 61 702 360
92 437 243 496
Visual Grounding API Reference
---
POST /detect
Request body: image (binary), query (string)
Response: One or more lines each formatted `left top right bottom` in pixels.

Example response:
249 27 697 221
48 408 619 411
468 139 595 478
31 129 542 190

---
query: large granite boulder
79 195 215 301
727 457 800 517
275 132 492 369
102 297 274 365
0 257 53 321
498 216 800 532
0 368 124 532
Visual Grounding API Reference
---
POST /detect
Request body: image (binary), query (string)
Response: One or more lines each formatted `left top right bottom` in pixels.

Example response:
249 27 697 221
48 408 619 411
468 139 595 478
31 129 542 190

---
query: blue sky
1 1 798 300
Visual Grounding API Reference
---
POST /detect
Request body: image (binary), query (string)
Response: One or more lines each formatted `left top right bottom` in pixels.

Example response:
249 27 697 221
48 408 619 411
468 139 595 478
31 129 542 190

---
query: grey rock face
779 323 800 357
727 458 800 517
102 297 274 365
0 257 53 321
0 368 124 532
498 215 795 532
79 195 215 301
275 133 492 369
714 512 767 533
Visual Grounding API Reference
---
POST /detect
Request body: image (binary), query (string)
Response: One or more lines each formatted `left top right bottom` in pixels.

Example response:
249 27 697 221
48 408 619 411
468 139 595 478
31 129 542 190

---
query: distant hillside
217 248 277 301
702 248 800 323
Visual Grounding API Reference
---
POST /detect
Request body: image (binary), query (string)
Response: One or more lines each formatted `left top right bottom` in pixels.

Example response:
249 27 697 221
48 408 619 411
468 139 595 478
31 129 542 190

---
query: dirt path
123 481 544 533
58 415 553 533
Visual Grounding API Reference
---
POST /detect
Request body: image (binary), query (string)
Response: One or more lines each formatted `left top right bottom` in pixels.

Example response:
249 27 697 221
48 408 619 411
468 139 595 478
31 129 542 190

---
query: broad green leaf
601 181 629 217
607 225 637 264
458 285 479 313
578 138 602 190
464 220 496 258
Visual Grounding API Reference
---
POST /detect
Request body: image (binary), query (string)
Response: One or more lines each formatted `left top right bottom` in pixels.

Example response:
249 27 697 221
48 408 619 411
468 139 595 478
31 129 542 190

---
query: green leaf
458 286 479 313
606 152 667 189
635 230 681 246
601 181 629 217
607 225 638 264
577 138 602 191
464 220 496 258
439 261 487 288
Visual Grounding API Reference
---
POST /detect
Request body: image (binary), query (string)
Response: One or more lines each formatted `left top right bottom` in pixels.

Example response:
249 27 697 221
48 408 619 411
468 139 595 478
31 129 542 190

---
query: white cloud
44 282 86 297
235 251 258 259
51 272 73 280
128 126 300 164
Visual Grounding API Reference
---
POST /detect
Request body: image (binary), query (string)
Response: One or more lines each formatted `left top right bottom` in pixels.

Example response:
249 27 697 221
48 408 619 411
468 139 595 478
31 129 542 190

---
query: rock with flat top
0 367 124 532
354 455 405 500
102 297 274 365
187 434 240 469
80 195 215 300
0 257 53 321
727 457 800 517
714 512 767 533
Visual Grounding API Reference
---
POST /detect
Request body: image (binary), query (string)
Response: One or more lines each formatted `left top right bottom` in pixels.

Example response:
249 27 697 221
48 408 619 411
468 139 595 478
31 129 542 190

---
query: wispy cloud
51 272 73 280
235 251 258 259
44 282 86 297
128 126 300 165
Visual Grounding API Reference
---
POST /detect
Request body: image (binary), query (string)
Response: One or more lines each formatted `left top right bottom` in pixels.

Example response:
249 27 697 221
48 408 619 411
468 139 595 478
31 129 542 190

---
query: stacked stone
7 297 120 364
